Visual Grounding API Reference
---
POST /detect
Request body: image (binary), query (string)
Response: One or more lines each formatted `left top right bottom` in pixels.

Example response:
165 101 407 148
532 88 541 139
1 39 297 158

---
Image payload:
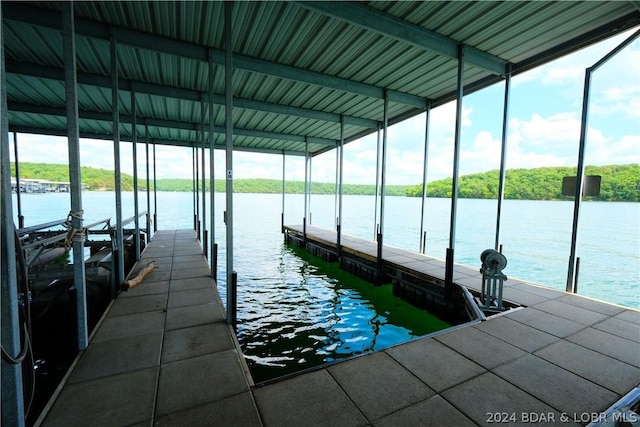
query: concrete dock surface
39 229 639 426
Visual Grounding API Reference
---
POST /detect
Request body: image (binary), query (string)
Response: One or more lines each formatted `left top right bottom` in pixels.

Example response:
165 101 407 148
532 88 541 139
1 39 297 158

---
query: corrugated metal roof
3 1 639 157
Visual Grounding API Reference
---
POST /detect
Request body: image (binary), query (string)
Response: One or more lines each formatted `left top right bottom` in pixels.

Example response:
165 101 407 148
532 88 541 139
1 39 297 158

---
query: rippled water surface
13 192 640 382
237 245 450 383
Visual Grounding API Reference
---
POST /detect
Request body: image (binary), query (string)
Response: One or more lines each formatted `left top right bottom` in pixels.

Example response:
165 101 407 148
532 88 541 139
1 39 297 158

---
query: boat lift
478 249 508 313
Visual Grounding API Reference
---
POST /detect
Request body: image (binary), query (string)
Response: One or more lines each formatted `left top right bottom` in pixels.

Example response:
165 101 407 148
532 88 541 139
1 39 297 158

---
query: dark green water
237 244 451 384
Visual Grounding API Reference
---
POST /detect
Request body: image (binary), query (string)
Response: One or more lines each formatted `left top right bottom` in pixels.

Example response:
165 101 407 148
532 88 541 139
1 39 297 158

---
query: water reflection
236 244 450 383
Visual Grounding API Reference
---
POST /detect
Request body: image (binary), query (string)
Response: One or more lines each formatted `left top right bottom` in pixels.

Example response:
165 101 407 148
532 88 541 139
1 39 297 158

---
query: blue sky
10 29 639 185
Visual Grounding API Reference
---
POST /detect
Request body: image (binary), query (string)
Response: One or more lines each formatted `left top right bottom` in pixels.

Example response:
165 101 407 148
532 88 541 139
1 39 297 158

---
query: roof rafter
3 1 638 160
6 60 378 130
3 3 428 109
7 125 310 157
295 1 508 76
8 101 338 147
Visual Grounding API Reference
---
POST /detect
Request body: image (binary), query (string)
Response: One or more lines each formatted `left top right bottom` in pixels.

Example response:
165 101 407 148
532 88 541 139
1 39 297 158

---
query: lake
12 191 639 310
11 191 640 381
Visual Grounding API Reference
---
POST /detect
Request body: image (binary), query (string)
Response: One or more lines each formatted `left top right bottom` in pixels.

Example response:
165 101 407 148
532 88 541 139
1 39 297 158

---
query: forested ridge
406 164 639 202
10 162 137 191
10 162 639 201
155 177 408 196
9 163 407 195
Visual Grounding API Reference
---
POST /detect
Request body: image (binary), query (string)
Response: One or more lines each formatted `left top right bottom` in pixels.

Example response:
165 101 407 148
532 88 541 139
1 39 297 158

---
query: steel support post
1 2 26 422
495 68 511 251
566 69 591 293
445 46 465 299
192 147 197 232
373 124 381 241
201 100 207 256
303 137 308 243
281 152 285 233
131 87 140 261
334 140 339 230
12 132 24 228
62 2 89 351
337 116 345 258
419 102 431 253
195 141 200 240
209 49 216 275
377 94 389 284
566 30 639 293
308 155 313 225
145 125 151 240
225 1 235 325
153 143 157 232
111 31 125 287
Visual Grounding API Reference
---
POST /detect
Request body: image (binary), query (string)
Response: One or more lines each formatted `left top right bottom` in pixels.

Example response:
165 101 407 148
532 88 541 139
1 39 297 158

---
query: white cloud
424 139 454 181
511 30 639 126
459 131 502 175
80 140 113 171
384 148 426 185
10 134 68 164
430 102 473 134
352 102 476 184
154 145 194 179
540 66 584 87
586 134 640 166
515 29 638 85
511 113 580 148
505 112 618 169
591 82 640 121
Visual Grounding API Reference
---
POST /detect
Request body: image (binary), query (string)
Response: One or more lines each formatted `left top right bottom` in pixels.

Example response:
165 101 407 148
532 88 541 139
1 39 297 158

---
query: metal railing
122 211 148 227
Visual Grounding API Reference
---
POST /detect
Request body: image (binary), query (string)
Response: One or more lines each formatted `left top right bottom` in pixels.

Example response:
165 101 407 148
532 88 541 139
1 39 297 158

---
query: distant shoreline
10 162 640 202
12 188 640 204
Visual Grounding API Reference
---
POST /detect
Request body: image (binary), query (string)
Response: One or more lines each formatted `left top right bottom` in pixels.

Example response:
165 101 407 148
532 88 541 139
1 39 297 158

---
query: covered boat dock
37 229 640 426
2 1 639 425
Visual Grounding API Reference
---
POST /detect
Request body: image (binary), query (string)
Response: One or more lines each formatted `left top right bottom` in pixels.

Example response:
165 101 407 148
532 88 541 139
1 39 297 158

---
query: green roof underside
4 1 639 157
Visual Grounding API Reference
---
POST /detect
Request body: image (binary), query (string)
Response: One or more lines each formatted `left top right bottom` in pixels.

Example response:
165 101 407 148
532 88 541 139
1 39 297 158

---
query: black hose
16 226 36 417
2 228 31 363
0 323 35 417
1 226 37 416
1 323 30 364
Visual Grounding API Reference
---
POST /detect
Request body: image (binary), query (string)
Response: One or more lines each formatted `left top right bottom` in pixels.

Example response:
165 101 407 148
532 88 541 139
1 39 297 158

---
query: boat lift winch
478 249 508 312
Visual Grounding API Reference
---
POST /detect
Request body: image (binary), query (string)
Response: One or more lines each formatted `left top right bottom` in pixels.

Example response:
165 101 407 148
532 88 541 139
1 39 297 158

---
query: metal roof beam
511 14 640 75
229 53 426 108
7 125 308 157
8 101 338 146
5 60 378 130
8 101 197 131
296 1 508 76
3 3 427 108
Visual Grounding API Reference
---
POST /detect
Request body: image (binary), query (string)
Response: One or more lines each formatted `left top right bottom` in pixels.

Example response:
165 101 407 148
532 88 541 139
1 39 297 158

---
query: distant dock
38 228 639 426
10 177 74 193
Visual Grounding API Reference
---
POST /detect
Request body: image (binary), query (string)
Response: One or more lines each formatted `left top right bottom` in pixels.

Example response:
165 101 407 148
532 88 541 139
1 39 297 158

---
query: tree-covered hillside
10 162 138 191
10 163 407 195
405 164 639 202
11 162 639 201
155 177 408 195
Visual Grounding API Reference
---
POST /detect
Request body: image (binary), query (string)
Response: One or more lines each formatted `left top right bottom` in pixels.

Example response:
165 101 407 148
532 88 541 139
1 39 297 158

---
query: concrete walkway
40 229 640 426
40 230 260 426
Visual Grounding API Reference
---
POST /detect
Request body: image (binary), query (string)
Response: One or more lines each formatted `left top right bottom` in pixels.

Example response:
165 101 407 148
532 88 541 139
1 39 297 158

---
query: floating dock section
38 229 640 426
284 224 517 323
